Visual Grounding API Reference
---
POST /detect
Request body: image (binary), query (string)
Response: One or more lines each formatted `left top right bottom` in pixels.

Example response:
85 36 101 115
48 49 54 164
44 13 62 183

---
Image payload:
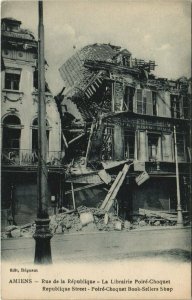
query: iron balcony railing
1 148 65 166
145 161 189 174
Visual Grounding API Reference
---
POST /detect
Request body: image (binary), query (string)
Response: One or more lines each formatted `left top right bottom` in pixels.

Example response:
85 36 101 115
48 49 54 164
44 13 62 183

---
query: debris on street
139 208 177 225
1 206 128 239
1 206 190 239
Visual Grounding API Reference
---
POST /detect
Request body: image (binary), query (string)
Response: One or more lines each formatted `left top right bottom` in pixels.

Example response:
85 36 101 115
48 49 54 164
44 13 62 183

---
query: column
113 124 124 160
138 130 147 161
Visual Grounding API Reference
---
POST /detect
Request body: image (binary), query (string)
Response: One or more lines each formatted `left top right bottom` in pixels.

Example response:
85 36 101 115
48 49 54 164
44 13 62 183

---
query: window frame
124 130 135 160
124 86 134 112
170 94 182 119
147 132 162 161
4 69 21 91
152 91 158 116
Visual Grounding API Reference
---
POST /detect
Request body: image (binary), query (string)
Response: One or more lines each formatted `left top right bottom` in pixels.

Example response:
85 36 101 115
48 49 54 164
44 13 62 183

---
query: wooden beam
62 133 68 148
65 182 104 195
71 182 76 210
85 121 95 165
100 163 131 211
139 208 177 221
68 133 85 145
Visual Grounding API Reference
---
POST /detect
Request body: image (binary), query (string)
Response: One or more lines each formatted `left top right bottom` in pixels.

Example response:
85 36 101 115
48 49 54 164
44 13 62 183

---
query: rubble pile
133 216 189 227
1 224 36 239
2 207 190 239
50 211 82 234
49 206 127 234
131 217 175 228
1 207 130 239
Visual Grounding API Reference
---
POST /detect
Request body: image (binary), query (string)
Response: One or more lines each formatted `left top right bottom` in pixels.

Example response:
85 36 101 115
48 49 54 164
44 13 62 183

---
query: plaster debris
2 206 189 239
10 229 21 238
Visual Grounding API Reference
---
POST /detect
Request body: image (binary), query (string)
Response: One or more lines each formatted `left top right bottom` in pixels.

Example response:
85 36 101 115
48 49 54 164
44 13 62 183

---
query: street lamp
173 125 184 227
33 1 52 264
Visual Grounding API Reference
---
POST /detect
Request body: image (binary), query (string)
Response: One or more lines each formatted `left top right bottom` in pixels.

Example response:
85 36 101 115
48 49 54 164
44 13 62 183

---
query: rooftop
1 17 36 41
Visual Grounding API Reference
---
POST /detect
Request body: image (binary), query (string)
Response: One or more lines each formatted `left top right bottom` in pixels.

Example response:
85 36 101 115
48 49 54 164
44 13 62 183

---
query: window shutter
177 134 186 162
114 81 123 111
146 90 153 115
136 89 142 113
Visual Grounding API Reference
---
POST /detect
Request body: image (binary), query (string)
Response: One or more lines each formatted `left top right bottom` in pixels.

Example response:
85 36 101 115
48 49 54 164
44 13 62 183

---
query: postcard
1 0 191 299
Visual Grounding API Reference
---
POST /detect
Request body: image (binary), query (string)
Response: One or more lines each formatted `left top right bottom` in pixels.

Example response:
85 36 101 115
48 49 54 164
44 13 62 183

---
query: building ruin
57 43 191 221
1 20 191 227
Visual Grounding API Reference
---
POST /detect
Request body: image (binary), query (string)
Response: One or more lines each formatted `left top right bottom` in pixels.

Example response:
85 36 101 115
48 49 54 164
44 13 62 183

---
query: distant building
1 18 64 227
58 43 191 219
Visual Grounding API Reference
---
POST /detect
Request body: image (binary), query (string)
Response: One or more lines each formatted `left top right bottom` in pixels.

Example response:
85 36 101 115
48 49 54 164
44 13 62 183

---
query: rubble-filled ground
1 206 190 239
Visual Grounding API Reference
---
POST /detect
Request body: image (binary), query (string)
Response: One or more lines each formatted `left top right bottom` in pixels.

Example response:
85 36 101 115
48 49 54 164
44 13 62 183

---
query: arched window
3 115 21 125
2 115 21 150
32 118 50 151
32 118 49 127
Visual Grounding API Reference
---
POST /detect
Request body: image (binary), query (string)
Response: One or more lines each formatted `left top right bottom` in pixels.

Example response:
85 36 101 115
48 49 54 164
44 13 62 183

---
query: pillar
138 130 147 161
113 124 124 160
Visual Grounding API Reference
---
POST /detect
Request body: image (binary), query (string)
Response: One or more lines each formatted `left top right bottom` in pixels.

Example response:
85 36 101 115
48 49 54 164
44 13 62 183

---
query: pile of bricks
2 207 133 239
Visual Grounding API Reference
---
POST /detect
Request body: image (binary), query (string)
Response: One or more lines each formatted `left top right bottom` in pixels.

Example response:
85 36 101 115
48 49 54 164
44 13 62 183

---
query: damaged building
1 18 64 227
1 18 191 229
57 43 191 221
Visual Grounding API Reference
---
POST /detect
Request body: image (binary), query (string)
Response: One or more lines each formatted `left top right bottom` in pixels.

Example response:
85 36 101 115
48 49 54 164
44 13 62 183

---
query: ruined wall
131 178 175 213
61 98 84 122
65 187 107 209
113 82 124 111
157 91 171 118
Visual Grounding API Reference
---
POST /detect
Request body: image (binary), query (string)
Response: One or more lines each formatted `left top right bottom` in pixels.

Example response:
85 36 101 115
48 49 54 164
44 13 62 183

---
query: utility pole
173 125 184 227
33 1 52 264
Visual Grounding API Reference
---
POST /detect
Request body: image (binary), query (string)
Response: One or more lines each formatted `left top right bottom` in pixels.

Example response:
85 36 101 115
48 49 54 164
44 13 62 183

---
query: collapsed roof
58 43 190 125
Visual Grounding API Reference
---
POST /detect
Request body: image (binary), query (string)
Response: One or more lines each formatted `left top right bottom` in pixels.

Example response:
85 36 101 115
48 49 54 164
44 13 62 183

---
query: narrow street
2 227 191 263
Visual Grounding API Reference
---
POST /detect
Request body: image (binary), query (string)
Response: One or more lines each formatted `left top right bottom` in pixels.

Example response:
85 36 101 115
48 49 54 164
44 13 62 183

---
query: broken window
124 130 135 159
136 89 155 115
33 69 50 92
5 69 21 90
136 89 143 114
32 118 50 152
182 96 190 119
122 56 130 67
152 91 158 116
2 115 21 161
145 90 153 115
176 134 186 162
171 94 181 118
136 89 147 114
101 126 114 160
148 133 161 161
124 86 134 112
113 81 124 112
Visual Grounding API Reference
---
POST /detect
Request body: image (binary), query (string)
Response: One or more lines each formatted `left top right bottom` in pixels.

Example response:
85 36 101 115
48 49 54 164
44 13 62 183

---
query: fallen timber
139 208 177 222
100 163 131 211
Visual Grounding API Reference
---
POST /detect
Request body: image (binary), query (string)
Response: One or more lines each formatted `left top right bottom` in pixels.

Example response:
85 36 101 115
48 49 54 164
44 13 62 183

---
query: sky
1 0 191 94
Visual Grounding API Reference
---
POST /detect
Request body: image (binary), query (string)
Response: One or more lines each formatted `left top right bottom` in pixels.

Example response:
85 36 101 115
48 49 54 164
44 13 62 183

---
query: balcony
1 148 64 167
145 161 190 175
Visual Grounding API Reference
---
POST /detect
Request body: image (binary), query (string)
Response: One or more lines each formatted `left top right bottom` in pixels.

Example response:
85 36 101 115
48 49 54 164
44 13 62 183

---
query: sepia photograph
1 0 191 299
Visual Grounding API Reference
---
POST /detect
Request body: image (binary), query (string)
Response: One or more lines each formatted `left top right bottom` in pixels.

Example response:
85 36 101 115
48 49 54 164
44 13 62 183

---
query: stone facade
1 18 63 227
1 18 61 158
